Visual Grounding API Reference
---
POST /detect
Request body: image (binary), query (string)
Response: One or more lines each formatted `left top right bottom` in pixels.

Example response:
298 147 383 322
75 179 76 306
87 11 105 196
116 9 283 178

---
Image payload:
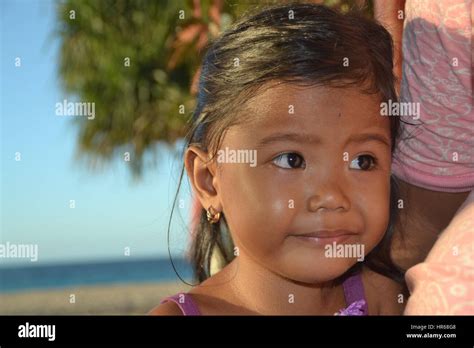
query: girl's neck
222 254 346 315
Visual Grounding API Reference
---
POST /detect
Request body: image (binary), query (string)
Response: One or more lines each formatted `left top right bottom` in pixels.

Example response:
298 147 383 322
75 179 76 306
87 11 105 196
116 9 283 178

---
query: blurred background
0 0 369 314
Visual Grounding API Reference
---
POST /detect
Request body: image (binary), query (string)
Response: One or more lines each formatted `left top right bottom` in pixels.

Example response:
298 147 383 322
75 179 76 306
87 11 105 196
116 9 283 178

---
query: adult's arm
375 0 474 314
375 0 474 270
404 190 473 314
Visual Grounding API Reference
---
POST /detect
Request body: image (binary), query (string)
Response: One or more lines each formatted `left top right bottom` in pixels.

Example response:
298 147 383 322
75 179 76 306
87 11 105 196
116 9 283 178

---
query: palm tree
56 0 368 179
57 0 201 177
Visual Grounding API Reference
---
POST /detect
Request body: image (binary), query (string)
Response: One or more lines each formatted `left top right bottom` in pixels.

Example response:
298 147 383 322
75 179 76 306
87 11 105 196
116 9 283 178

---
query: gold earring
206 206 221 224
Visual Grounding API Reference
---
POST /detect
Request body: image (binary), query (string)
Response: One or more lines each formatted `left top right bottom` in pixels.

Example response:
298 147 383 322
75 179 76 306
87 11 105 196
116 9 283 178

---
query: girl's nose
307 182 351 213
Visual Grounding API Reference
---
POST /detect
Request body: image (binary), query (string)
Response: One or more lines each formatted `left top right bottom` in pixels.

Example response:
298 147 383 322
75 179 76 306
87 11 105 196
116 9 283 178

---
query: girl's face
190 83 392 284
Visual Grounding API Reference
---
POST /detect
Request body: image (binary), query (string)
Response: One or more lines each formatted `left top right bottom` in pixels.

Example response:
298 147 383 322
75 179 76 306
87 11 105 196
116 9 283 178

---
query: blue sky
1 0 192 266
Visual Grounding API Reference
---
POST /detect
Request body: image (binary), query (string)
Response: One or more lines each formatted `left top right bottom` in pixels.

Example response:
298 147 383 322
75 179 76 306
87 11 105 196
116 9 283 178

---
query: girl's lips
290 230 358 246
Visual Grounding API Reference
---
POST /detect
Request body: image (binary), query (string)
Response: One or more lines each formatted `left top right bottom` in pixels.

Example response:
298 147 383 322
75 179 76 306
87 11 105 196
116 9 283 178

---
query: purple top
160 272 368 316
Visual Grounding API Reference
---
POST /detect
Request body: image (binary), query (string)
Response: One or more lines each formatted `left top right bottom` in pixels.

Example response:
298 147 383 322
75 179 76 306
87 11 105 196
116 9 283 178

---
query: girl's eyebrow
346 133 390 147
256 132 321 148
256 132 390 148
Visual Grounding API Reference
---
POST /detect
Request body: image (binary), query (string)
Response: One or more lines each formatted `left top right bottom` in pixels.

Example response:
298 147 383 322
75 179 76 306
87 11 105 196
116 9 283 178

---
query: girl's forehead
240 83 389 131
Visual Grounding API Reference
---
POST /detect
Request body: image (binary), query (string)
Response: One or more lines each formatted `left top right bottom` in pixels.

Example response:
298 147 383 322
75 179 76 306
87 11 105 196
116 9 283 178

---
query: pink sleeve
404 190 474 314
391 0 474 193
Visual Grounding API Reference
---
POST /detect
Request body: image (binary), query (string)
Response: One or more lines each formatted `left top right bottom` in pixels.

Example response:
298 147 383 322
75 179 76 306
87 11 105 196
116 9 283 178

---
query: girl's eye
349 154 377 171
272 153 306 169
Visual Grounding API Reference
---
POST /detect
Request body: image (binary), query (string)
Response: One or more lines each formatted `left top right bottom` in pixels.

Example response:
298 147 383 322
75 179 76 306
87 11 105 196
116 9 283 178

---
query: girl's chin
284 258 362 284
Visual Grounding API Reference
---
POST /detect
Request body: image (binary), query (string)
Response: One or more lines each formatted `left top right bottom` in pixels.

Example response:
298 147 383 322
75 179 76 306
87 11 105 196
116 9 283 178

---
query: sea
0 257 193 294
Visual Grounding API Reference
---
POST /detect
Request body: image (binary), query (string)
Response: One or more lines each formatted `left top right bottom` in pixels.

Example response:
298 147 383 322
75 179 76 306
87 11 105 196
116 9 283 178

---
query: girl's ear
184 145 222 212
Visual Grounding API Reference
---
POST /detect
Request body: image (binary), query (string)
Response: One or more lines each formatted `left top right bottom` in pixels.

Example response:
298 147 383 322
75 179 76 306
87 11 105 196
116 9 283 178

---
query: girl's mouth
290 230 358 246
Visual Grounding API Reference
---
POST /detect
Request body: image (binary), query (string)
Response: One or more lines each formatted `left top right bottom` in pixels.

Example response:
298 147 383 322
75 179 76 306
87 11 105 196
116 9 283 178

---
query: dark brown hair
169 3 404 284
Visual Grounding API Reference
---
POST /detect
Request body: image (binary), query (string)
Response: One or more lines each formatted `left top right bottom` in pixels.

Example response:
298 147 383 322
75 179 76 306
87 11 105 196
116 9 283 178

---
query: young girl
151 3 406 316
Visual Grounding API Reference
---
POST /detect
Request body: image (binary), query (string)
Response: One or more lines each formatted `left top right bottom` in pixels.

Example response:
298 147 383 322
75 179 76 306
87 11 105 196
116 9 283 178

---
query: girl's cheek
355 177 391 244
219 165 296 250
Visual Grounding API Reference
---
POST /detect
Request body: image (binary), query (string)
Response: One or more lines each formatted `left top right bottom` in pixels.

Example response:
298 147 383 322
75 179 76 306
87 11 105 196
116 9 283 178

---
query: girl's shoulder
148 299 186 316
361 266 406 315
149 290 214 316
150 288 246 316
148 287 217 316
184 273 256 315
149 265 244 315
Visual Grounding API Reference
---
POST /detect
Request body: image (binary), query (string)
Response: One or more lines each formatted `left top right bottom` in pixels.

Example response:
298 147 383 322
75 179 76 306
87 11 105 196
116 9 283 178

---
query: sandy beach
0 281 191 315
